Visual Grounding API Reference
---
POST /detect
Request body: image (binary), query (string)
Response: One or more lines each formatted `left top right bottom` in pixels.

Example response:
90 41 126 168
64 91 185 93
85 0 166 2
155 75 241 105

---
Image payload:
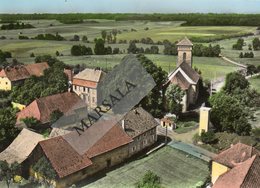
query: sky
0 0 260 14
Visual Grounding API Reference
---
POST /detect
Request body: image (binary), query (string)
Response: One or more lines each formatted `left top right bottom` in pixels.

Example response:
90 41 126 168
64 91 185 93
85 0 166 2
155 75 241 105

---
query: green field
118 26 255 43
249 76 260 92
12 54 238 81
216 34 260 66
79 146 209 188
0 19 242 81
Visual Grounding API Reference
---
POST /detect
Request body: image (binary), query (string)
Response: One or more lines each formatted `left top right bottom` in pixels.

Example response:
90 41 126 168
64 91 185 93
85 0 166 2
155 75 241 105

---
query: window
143 140 147 145
183 52 187 63
106 159 111 168
6 82 8 85
83 87 86 92
132 146 136 152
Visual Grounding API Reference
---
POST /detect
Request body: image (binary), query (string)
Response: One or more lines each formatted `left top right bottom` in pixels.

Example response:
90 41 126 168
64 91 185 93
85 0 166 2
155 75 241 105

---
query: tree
239 52 244 58
0 108 19 151
21 117 40 129
165 84 185 119
111 29 118 43
248 44 252 50
127 41 138 54
0 160 21 188
113 48 120 54
55 51 60 56
50 110 63 122
209 91 251 135
82 35 88 42
73 34 80 41
247 65 257 76
94 38 106 55
137 54 168 117
101 30 107 42
252 37 260 50
30 52 35 58
136 170 161 188
32 156 56 182
150 46 159 54
35 55 59 66
223 72 249 95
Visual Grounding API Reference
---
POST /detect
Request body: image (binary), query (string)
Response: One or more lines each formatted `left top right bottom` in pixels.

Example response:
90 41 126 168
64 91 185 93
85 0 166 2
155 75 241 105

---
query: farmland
78 146 209 188
216 34 260 67
0 19 249 81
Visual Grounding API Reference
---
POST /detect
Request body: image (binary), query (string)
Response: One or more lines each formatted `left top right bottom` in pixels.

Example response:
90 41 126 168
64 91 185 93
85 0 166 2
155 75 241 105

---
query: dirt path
220 54 247 68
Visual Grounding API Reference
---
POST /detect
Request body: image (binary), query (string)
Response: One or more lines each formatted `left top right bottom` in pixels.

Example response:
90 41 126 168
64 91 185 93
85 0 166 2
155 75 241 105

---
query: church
165 37 200 112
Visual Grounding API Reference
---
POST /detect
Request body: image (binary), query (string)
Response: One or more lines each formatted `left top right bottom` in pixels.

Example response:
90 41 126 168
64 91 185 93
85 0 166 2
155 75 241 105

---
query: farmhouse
211 143 260 188
166 37 200 112
16 92 85 128
28 107 158 188
72 68 105 109
0 62 49 90
0 129 45 176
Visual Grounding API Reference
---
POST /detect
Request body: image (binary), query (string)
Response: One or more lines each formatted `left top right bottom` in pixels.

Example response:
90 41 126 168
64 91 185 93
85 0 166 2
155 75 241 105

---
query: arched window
183 52 187 63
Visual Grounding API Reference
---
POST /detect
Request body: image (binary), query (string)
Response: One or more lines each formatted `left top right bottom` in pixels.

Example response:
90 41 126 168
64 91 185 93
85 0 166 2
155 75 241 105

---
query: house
211 143 260 187
160 117 176 130
0 128 45 176
165 37 200 112
72 68 105 109
28 107 158 188
0 62 49 90
16 92 85 128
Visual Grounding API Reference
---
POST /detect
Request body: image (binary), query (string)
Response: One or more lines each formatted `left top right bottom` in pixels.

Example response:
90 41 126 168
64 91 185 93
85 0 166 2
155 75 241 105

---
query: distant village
0 37 259 188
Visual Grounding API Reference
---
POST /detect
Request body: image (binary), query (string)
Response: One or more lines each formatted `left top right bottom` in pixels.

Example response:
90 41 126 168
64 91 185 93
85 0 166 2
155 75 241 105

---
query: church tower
177 37 193 67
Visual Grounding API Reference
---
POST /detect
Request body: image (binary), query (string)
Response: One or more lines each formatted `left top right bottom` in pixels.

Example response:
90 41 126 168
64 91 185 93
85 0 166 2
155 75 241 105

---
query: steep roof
0 129 45 164
35 107 155 178
167 62 200 90
24 62 49 77
38 124 132 178
39 136 93 178
17 92 85 124
123 107 158 138
179 62 200 83
170 71 191 90
73 68 105 82
213 143 260 168
213 155 260 188
0 63 49 82
177 37 193 46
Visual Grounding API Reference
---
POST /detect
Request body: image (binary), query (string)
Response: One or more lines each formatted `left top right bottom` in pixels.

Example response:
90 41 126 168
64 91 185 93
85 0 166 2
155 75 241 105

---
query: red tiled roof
17 92 84 124
64 68 73 82
38 124 132 178
0 63 49 82
25 62 49 77
213 143 260 168
72 78 98 88
39 136 93 178
213 155 260 188
85 125 132 158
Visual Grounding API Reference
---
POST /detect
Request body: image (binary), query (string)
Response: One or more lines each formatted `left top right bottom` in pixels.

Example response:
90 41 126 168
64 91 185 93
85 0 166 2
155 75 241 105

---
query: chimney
121 119 125 130
199 107 211 135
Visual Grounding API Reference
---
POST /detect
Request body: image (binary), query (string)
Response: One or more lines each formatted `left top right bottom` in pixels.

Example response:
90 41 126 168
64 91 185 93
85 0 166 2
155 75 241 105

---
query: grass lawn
79 146 209 188
249 76 260 93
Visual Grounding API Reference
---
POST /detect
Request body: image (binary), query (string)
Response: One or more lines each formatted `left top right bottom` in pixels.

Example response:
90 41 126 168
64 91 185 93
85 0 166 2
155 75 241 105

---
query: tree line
1 13 260 26
0 22 34 30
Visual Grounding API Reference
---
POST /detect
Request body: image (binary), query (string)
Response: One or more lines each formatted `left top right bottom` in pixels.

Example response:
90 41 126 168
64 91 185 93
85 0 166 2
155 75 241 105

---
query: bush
71 45 93 56
200 131 217 144
18 35 29 40
136 170 161 188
